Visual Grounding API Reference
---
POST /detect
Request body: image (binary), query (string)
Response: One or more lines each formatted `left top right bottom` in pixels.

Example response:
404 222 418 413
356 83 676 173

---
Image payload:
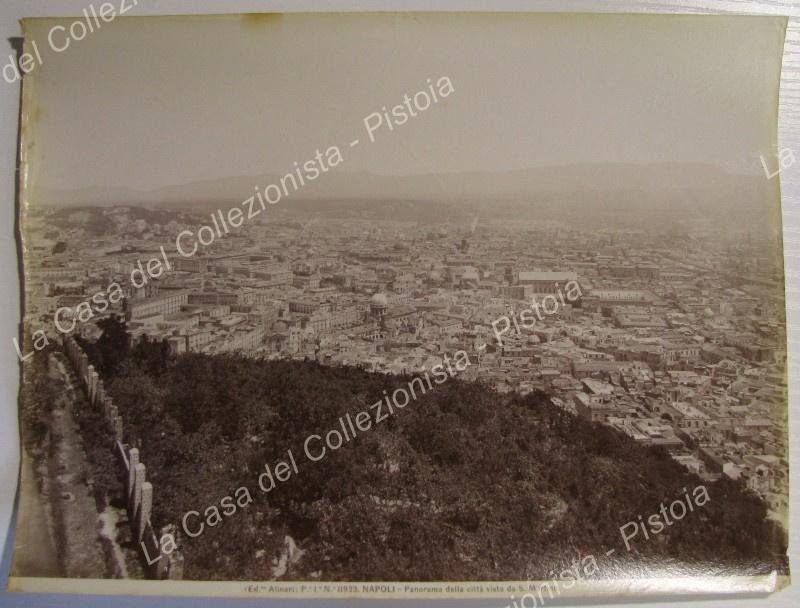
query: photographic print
6 11 791 600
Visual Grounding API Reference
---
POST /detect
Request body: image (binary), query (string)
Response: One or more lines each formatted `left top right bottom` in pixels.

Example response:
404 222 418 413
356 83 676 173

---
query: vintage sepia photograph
5 10 792 601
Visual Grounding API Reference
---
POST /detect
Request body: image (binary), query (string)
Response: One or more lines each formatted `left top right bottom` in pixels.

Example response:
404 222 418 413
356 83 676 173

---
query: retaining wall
62 336 184 580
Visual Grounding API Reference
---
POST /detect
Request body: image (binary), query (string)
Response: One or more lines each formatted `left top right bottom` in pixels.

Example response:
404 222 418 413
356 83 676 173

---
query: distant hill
39 162 778 211
36 163 781 236
42 206 205 238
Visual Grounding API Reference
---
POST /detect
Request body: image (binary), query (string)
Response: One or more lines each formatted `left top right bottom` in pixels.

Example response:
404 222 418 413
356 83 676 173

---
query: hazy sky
21 13 786 199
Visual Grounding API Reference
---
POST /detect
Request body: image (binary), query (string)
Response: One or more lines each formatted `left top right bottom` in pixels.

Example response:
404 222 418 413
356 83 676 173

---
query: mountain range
38 163 779 213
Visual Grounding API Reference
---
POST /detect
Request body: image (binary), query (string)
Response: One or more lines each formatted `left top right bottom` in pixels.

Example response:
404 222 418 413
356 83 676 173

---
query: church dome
371 293 389 308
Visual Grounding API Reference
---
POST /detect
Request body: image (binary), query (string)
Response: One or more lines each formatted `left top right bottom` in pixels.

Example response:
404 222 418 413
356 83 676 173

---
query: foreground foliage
74 319 786 581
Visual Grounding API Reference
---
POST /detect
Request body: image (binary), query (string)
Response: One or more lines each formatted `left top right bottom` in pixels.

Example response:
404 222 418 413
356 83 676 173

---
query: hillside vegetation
72 318 787 581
